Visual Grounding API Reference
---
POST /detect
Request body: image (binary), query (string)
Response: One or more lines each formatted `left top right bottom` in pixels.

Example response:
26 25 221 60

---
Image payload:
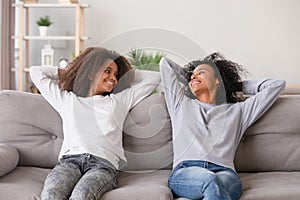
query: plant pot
39 26 48 37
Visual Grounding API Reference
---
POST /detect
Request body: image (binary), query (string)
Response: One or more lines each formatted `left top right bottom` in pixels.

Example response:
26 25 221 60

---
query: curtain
0 0 15 90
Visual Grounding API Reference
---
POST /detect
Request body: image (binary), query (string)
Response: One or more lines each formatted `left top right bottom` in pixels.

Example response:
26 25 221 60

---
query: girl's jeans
168 160 242 200
41 154 118 200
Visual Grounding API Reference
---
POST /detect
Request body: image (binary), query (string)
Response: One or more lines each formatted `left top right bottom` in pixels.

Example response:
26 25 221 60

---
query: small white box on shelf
41 44 54 66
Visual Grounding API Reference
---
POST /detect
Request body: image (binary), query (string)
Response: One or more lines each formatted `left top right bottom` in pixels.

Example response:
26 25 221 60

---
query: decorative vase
39 26 48 37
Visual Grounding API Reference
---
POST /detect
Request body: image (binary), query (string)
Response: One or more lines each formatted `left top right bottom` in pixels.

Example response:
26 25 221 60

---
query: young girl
30 47 160 200
160 52 285 200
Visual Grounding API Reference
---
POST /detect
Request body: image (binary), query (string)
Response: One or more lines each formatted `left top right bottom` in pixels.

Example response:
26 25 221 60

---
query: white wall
31 0 300 84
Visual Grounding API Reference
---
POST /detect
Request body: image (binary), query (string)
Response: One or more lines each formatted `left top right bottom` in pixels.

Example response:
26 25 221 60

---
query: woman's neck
196 91 217 105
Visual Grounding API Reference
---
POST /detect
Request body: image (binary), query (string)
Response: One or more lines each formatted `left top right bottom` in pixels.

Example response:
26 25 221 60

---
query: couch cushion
0 90 63 168
239 172 300 200
101 170 172 200
122 92 173 171
0 144 19 177
0 166 49 199
235 96 300 172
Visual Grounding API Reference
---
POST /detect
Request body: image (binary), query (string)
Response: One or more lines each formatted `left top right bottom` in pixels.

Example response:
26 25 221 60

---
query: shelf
12 2 89 92
11 67 30 72
12 35 89 40
12 3 90 8
12 67 58 73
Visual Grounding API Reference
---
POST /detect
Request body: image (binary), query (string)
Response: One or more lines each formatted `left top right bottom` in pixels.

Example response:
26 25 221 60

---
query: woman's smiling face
189 64 219 98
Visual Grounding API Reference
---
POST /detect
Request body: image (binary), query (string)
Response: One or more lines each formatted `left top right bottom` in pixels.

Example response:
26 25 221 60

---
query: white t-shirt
30 66 160 169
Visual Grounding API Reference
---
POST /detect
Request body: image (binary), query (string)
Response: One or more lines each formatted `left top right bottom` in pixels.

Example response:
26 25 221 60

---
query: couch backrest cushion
0 90 63 168
235 96 300 172
0 90 174 170
122 92 173 171
2 90 299 172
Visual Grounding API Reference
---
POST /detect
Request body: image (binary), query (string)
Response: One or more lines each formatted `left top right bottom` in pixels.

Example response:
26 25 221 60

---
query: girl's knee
41 188 69 200
70 192 96 200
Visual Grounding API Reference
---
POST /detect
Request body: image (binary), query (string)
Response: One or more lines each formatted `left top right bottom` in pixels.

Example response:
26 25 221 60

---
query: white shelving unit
12 3 89 91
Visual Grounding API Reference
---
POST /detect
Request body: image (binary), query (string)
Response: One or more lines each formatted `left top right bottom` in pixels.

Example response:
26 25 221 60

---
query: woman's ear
216 79 220 85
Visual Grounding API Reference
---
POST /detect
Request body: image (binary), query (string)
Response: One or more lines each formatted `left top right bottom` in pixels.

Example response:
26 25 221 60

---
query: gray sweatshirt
160 57 286 171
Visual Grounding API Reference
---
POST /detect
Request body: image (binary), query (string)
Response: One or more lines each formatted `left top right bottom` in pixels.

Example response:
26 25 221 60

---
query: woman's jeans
168 160 242 200
41 154 118 200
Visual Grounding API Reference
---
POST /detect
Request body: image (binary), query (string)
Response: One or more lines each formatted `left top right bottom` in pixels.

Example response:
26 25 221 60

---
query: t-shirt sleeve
30 66 69 113
240 79 286 131
117 69 161 108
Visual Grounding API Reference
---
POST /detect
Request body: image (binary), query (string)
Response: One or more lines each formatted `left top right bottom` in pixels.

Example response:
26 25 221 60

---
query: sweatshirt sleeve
240 79 286 131
159 57 187 116
30 66 69 113
118 69 161 109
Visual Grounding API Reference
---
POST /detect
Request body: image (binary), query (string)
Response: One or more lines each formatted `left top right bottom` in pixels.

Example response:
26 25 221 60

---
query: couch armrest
0 144 19 177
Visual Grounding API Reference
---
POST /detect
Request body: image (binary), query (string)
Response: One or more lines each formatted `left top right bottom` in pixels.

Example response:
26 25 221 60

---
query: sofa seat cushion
0 166 49 199
101 170 172 200
240 172 300 200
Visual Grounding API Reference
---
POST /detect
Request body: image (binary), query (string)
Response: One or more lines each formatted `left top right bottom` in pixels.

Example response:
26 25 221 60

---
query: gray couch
0 90 300 200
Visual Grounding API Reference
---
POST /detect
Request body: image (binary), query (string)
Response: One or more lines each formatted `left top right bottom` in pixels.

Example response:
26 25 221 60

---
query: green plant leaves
126 49 165 71
36 15 53 26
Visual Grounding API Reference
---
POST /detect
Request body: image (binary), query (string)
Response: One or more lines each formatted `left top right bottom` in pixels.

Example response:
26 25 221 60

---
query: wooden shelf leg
25 6 30 92
75 4 81 56
18 4 24 91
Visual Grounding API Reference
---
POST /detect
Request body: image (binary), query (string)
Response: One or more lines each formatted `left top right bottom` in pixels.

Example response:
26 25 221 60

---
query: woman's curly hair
184 52 248 104
58 47 132 97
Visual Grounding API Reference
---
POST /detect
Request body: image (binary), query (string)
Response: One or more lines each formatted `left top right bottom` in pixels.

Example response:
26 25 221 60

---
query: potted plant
36 15 53 36
126 49 165 71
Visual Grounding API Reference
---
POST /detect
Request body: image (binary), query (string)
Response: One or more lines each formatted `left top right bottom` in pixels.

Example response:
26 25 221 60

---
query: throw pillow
0 144 19 177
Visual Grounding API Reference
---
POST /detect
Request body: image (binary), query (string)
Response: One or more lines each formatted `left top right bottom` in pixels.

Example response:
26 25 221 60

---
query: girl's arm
241 79 286 131
30 66 69 113
120 69 161 108
159 57 188 116
58 68 66 78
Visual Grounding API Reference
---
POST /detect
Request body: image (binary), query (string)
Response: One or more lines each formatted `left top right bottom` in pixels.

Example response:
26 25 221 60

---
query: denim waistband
61 153 116 170
173 160 237 175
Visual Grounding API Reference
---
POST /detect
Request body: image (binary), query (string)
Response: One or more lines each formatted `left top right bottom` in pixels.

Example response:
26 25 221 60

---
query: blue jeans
41 154 118 200
168 160 242 200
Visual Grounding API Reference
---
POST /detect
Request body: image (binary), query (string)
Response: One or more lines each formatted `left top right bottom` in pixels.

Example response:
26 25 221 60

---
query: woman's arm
159 57 188 116
30 66 69 113
241 79 286 130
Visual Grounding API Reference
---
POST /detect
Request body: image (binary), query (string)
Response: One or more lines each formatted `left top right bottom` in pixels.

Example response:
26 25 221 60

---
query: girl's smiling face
189 64 219 99
89 59 118 96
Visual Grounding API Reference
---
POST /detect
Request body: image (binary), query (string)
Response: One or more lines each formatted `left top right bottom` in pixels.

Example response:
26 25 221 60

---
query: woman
160 52 285 200
30 47 160 200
